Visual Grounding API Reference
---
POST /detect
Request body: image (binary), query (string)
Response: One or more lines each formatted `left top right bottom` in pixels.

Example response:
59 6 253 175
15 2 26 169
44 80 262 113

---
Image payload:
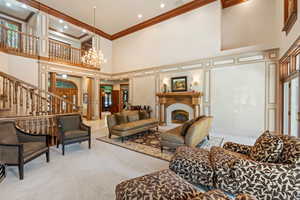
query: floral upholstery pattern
249 131 284 163
215 134 300 200
278 135 300 164
115 169 200 200
169 146 214 187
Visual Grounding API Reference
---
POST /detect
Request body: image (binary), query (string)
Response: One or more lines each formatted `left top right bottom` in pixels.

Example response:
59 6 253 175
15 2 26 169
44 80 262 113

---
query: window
0 17 21 49
296 54 300 71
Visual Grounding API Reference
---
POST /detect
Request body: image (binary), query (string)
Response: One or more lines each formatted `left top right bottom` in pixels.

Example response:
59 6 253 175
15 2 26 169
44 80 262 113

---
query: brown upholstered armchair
0 121 49 180
57 114 91 155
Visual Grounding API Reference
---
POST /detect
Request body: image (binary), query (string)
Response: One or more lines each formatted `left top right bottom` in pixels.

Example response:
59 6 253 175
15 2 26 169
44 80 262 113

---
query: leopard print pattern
169 146 214 187
115 169 200 200
250 131 284 163
235 194 258 200
223 142 252 155
278 135 300 164
191 190 231 200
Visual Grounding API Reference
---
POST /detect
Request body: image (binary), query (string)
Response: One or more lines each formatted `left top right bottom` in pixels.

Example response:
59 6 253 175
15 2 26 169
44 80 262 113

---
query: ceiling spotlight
63 25 68 29
138 14 143 19
21 4 27 9
59 19 63 23
160 3 165 8
62 74 68 79
6 2 11 7
82 29 87 33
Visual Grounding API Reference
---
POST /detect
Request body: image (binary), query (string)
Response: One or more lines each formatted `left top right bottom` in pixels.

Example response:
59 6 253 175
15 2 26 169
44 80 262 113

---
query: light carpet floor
0 119 256 200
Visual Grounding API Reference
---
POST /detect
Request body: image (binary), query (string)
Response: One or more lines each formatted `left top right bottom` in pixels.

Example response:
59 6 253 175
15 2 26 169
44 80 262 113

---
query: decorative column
36 11 49 57
81 76 88 117
93 78 100 120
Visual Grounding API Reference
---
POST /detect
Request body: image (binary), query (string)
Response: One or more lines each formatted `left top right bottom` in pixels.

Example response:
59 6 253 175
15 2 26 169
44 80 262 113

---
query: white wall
113 2 221 73
210 63 266 137
0 52 39 86
100 37 113 73
112 1 279 73
276 0 300 56
221 0 278 50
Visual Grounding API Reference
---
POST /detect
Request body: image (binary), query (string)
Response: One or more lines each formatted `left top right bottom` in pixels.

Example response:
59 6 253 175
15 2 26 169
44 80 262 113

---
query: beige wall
0 52 39 86
221 0 278 50
112 2 221 73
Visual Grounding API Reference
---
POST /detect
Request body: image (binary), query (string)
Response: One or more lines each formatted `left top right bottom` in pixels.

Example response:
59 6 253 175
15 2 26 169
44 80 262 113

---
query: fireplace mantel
156 92 202 125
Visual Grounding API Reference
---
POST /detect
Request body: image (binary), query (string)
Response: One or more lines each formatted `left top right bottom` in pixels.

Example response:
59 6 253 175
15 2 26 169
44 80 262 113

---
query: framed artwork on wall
283 0 298 34
171 76 187 92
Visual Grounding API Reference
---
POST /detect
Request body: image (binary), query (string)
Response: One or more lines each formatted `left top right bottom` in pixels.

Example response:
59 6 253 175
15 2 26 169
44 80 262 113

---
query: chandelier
81 6 105 69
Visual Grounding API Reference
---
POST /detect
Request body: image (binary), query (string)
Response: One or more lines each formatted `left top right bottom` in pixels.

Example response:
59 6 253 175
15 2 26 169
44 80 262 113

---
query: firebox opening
172 110 189 124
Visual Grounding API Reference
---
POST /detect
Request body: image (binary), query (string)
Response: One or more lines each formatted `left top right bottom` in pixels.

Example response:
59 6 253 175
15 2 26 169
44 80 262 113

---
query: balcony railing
49 39 88 67
0 25 98 70
0 24 38 57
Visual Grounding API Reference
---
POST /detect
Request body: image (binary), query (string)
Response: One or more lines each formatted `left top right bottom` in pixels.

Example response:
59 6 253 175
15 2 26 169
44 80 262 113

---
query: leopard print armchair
212 135 300 200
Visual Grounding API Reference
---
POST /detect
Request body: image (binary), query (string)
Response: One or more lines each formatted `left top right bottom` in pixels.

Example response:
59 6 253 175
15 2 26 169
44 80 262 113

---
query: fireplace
172 110 189 124
157 92 202 125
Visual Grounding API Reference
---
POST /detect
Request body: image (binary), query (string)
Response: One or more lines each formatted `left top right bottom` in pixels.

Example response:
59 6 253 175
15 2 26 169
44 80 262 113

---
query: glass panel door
291 77 299 137
283 82 290 134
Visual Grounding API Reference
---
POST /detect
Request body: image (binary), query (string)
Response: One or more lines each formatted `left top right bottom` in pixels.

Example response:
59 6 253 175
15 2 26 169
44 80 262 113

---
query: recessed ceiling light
63 25 68 29
59 19 64 23
138 14 143 19
6 2 11 7
160 3 165 8
82 29 87 33
21 4 27 9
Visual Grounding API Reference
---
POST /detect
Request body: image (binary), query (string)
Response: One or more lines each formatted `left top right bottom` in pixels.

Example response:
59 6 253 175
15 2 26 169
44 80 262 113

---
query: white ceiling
36 0 193 34
0 0 35 21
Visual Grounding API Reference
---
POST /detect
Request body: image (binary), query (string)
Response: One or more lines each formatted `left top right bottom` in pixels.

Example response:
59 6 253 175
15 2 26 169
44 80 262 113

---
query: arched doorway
55 79 78 106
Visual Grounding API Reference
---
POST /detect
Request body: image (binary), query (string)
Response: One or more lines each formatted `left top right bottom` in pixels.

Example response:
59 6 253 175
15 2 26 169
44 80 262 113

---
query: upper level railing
49 39 87 67
0 25 98 70
0 24 39 57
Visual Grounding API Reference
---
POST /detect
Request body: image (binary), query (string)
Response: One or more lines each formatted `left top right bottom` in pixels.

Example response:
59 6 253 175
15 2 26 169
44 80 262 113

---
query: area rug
97 131 223 161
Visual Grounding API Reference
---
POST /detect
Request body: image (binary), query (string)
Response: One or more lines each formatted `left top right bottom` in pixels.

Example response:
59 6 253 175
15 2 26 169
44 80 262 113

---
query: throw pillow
250 131 284 163
181 119 195 136
195 115 206 121
127 114 139 122
139 110 150 120
278 135 300 164
115 113 128 124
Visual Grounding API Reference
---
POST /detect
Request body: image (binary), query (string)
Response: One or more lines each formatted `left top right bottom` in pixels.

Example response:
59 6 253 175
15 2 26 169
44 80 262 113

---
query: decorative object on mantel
156 92 202 125
97 131 223 161
282 0 298 34
81 6 106 69
171 76 187 92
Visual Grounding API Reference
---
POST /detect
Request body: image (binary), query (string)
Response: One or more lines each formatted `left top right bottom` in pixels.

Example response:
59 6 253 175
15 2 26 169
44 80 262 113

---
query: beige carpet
97 131 224 161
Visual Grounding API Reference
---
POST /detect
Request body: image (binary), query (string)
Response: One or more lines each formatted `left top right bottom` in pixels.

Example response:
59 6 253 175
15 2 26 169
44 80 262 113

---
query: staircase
0 71 82 144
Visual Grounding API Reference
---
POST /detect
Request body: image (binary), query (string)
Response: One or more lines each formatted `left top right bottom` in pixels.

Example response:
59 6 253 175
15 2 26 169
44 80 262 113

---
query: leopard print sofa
115 169 256 200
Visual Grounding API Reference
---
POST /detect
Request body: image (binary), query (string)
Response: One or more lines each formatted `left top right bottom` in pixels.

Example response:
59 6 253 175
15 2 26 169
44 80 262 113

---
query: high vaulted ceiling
36 0 193 35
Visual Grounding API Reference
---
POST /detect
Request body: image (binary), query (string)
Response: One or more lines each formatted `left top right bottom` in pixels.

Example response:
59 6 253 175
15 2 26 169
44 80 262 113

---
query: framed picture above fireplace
171 76 187 92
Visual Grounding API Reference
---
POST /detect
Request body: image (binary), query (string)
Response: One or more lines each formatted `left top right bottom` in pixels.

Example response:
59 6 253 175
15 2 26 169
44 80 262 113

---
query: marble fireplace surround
157 92 202 125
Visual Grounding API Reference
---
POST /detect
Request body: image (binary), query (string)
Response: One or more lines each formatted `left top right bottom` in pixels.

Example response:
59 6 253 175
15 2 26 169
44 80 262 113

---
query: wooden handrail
0 71 79 108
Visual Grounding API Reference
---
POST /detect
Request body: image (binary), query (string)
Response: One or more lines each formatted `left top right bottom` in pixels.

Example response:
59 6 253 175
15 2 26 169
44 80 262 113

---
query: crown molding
18 0 216 41
17 0 112 40
111 0 217 40
221 0 248 9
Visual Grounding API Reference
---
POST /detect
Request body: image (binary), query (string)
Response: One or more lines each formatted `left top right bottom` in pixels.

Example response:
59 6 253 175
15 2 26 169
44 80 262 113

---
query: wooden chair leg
18 163 24 180
207 135 210 140
56 140 59 148
46 150 50 162
160 146 163 153
62 144 65 156
88 138 91 149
